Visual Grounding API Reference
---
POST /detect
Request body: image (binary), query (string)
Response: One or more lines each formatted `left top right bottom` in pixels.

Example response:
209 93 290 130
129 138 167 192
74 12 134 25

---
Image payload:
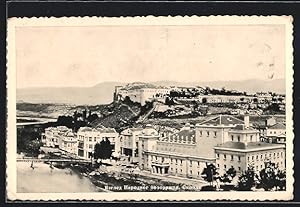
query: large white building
137 115 286 180
119 128 143 162
41 126 78 155
77 126 119 159
42 126 72 148
114 83 171 105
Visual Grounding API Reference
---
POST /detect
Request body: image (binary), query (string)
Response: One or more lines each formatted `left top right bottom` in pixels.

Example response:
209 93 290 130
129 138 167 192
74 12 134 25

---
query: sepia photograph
6 16 294 201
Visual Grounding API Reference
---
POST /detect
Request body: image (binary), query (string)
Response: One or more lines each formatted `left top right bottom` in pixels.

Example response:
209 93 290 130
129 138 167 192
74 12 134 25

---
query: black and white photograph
6 16 294 201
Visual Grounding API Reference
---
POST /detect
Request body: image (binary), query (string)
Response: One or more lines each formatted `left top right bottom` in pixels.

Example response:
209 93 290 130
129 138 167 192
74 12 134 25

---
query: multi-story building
77 126 119 159
265 122 286 144
114 83 171 106
119 128 143 162
214 141 285 175
138 115 246 178
138 115 286 180
60 131 78 154
42 126 72 148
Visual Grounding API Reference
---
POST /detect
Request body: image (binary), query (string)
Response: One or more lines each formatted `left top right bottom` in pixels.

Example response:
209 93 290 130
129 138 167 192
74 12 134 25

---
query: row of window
230 134 254 142
150 156 205 168
269 131 286 135
217 164 241 171
216 153 241 161
199 130 217 138
247 151 284 161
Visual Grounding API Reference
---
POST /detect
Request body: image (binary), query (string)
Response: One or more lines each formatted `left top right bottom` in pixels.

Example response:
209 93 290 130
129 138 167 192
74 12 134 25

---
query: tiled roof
199 115 244 126
215 141 283 150
276 132 286 138
78 127 93 132
121 128 143 135
268 123 286 130
97 128 117 133
231 124 256 131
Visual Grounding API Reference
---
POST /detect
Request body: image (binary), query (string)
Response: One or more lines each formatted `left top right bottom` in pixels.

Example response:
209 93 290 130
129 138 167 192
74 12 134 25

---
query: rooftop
230 124 257 131
78 126 116 134
199 115 244 126
215 141 284 151
268 122 286 130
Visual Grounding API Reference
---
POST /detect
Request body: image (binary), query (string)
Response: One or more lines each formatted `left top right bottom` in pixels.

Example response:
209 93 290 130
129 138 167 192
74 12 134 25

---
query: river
17 162 101 193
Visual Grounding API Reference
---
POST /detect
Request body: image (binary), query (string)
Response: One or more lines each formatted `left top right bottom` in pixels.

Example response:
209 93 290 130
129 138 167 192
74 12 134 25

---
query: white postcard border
7 15 294 201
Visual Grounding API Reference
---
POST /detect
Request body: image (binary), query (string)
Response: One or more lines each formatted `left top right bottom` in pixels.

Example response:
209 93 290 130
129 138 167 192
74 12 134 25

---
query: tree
201 163 218 186
237 165 256 191
94 138 112 161
26 139 43 157
258 162 286 191
221 166 237 184
94 143 104 160
87 113 99 123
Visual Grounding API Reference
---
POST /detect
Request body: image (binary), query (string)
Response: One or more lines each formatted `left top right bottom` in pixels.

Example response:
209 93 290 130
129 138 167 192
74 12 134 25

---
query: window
198 161 200 166
252 156 254 160
231 155 234 161
238 167 241 171
217 164 220 168
214 131 217 137
89 137 92 142
261 154 263 159
238 156 241 162
190 170 192 175
250 135 253 142
224 165 227 169
224 154 227 160
216 154 220 159
207 131 210 137
200 131 202 136
231 135 234 141
89 144 93 149
190 160 192 166
256 155 258 160
237 136 240 142
94 137 97 142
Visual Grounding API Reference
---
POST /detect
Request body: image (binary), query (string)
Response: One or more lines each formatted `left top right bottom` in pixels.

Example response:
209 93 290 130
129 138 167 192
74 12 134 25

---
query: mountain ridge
17 79 285 105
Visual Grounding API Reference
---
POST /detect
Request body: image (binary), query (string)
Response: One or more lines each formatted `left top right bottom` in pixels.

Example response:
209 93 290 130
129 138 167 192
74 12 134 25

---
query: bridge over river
17 158 91 163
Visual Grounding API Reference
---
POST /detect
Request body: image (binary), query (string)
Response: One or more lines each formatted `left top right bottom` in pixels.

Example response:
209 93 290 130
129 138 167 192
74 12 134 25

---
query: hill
17 79 285 105
17 82 125 105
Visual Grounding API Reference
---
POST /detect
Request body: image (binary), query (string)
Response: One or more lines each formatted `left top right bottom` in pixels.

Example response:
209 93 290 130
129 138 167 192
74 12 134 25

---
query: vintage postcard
7 16 294 201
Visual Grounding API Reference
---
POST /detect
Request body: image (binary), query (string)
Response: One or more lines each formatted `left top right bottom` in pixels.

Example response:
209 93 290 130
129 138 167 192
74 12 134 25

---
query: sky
16 24 286 88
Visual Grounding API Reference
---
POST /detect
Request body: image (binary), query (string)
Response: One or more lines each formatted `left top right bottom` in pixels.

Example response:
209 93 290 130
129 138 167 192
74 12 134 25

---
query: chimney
244 115 250 129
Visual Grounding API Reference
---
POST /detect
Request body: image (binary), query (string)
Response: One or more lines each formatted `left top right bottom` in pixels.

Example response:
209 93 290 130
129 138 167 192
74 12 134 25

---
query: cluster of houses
114 83 285 108
41 115 286 179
